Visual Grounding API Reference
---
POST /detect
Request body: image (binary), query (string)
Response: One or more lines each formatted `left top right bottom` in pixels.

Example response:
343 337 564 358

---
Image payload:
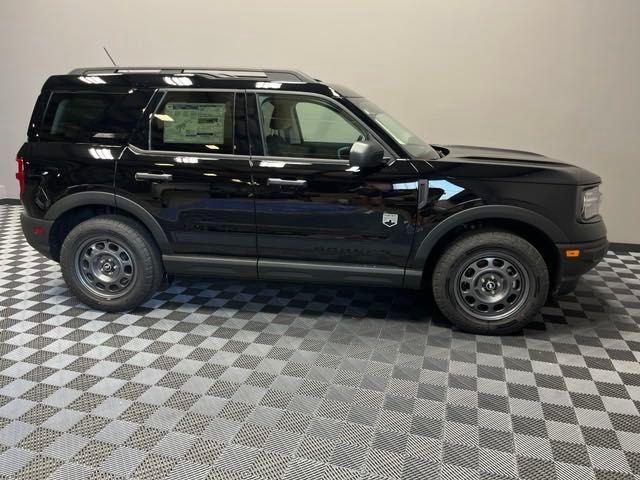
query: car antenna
103 46 118 67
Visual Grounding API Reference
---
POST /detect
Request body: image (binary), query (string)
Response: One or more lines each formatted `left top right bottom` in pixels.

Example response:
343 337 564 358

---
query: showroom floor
0 204 639 480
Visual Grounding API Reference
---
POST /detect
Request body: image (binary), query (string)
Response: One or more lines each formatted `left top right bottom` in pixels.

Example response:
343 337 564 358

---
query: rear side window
150 91 235 154
40 91 151 143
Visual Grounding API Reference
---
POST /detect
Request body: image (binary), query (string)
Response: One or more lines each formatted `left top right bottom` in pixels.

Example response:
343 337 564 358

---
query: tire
432 230 549 335
60 215 164 312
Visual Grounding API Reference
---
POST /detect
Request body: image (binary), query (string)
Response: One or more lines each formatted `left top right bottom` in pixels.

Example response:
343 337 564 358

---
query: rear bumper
21 213 54 259
553 237 608 294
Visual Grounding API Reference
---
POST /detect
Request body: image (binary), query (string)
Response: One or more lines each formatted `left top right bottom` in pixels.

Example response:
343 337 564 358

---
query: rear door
248 91 419 286
116 89 256 259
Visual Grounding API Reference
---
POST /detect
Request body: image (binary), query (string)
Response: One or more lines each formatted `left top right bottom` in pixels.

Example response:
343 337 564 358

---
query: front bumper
21 213 54 259
553 237 608 295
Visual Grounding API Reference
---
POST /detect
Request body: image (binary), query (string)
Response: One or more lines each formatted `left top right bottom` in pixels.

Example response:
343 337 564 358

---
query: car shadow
130 271 634 338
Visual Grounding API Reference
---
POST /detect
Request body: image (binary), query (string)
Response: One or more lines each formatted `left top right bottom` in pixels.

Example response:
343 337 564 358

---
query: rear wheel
60 215 163 312
432 230 549 334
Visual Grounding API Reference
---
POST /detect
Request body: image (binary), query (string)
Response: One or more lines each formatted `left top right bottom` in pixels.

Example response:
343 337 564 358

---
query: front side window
257 93 366 159
150 91 235 154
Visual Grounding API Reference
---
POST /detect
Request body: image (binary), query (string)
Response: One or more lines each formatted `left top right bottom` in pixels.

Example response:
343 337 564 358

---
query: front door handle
267 178 307 187
135 172 173 182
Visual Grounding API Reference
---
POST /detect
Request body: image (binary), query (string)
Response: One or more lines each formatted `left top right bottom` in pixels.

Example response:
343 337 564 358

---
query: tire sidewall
447 245 540 326
60 217 161 311
433 231 549 334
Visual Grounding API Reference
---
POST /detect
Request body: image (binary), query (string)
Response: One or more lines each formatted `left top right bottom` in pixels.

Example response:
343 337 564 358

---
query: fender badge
382 212 398 228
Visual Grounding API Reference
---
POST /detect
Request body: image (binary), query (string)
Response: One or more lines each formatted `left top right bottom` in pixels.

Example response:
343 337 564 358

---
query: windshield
350 97 438 159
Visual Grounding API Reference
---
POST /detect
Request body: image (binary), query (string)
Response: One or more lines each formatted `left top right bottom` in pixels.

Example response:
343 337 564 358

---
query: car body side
19 73 608 297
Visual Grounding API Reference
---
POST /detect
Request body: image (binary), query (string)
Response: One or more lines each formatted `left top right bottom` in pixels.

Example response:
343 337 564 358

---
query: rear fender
44 191 171 253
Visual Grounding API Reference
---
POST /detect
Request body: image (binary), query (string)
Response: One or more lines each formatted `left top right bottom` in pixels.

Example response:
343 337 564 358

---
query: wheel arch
407 205 566 289
45 192 171 260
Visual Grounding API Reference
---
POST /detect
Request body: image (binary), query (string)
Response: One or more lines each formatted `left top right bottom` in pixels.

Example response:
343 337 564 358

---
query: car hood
428 144 601 185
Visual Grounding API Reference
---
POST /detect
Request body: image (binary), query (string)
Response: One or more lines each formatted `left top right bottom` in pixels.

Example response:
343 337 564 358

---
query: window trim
134 88 400 163
128 143 251 160
248 89 396 163
147 88 241 155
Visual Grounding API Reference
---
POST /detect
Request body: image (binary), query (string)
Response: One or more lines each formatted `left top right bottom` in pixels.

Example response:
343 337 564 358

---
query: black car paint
19 71 607 295
115 90 256 258
251 157 419 268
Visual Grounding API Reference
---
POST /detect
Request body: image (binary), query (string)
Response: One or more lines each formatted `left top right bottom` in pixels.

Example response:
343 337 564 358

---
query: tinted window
40 91 150 143
257 94 366 159
295 102 362 143
150 91 235 154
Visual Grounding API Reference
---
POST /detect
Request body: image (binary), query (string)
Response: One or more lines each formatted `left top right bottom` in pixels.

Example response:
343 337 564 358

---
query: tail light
16 156 25 197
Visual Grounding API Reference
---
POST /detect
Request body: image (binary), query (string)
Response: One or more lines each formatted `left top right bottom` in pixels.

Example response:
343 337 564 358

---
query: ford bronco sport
17 67 608 334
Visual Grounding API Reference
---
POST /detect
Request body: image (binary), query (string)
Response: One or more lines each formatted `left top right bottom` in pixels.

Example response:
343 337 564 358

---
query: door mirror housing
349 141 385 169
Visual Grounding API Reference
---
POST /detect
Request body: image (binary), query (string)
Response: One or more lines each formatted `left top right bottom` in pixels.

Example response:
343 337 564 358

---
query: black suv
18 67 608 334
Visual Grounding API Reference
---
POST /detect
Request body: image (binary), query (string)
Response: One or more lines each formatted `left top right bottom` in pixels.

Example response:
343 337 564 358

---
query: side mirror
349 140 385 169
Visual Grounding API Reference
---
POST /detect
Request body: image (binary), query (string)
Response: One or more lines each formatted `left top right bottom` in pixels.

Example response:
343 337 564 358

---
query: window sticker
163 102 226 144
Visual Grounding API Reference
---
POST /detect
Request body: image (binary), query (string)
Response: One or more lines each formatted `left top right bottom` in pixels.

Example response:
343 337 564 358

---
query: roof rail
68 66 317 83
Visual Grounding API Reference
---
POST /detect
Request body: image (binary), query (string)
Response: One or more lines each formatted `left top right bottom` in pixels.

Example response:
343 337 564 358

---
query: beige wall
1 0 639 242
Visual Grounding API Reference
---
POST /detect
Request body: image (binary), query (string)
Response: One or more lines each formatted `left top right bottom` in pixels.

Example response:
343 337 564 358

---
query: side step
162 255 415 288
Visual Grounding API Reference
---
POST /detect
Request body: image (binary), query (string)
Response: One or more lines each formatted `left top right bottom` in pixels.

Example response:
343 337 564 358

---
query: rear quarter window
39 90 151 143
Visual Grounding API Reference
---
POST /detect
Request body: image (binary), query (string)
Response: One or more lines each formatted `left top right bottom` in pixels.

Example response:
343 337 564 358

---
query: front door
116 89 256 258
248 91 419 285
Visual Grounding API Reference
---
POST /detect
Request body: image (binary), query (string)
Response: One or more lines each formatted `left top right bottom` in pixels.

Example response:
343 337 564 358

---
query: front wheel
60 215 164 312
432 231 549 335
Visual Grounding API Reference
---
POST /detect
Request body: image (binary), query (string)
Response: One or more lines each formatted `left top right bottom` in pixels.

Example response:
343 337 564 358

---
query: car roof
70 66 317 82
42 66 360 97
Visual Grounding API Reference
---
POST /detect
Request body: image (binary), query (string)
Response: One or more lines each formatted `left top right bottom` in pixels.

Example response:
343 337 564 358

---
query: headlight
581 186 601 221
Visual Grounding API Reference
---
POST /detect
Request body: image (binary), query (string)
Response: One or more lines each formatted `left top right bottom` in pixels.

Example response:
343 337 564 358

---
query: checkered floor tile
0 204 639 480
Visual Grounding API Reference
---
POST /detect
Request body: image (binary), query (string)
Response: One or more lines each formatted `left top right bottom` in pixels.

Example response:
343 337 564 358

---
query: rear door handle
268 178 307 187
135 172 173 182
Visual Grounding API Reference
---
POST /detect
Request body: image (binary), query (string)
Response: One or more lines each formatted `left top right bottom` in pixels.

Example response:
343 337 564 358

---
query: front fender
403 205 567 287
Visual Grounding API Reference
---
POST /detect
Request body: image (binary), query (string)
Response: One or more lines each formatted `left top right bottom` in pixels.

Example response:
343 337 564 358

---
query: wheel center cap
485 280 496 291
101 260 117 275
